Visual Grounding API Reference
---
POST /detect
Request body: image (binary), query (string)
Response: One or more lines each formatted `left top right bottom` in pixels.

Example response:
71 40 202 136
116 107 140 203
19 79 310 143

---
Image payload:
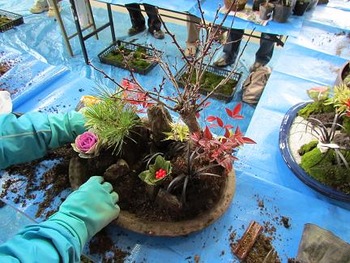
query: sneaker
213 54 234 67
249 62 264 72
150 29 165 40
47 5 61 17
128 25 146 36
184 42 198 58
30 3 49 14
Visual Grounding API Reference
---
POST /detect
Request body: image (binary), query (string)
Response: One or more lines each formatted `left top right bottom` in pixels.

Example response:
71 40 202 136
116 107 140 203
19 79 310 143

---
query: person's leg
214 29 244 67
143 4 164 39
125 3 146 36
250 33 276 71
30 0 49 14
185 14 201 57
47 0 62 17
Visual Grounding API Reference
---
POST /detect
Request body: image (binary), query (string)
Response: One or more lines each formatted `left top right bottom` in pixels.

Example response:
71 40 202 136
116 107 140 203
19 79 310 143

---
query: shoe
249 62 264 72
30 3 49 14
150 29 165 40
47 5 61 17
128 25 146 36
213 54 234 67
184 42 198 57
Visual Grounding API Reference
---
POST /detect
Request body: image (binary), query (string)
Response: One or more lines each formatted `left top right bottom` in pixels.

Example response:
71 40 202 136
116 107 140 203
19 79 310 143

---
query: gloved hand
48 176 120 250
0 111 86 169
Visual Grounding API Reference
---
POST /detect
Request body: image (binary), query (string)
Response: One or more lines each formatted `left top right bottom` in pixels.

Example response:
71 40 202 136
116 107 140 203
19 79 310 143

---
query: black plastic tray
175 63 241 103
0 9 24 33
98 41 157 75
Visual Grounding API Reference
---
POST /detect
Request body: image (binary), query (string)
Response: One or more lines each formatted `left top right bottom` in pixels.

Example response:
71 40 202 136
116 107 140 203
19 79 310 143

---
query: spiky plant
82 94 141 155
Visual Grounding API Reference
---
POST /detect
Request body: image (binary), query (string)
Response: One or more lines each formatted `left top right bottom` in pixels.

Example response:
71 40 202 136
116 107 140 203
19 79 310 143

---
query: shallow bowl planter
98 40 158 75
279 102 350 202
175 64 241 103
115 171 235 236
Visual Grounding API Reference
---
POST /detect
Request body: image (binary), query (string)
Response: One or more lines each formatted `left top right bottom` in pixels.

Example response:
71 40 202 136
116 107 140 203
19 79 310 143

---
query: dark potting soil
1 142 225 222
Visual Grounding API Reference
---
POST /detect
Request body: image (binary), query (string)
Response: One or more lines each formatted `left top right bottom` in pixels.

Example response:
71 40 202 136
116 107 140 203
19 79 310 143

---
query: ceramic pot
115 170 236 236
259 3 274 20
306 0 318 10
293 1 310 16
334 61 350 87
273 4 292 23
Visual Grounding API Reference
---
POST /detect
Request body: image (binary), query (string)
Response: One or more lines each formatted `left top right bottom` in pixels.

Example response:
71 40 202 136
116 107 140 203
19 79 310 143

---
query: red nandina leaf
224 128 231 138
242 137 256 144
203 101 211 108
207 116 217 122
229 103 244 119
203 126 213 140
216 117 224 127
233 103 242 115
224 124 234 130
225 108 233 118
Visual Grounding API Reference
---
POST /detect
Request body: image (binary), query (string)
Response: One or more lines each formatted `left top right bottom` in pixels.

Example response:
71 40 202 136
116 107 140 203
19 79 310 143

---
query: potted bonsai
70 2 255 236
279 84 350 201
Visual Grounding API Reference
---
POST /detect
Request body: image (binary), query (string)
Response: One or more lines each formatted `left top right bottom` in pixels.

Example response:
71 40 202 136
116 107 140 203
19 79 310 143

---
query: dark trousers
223 29 277 65
125 3 161 33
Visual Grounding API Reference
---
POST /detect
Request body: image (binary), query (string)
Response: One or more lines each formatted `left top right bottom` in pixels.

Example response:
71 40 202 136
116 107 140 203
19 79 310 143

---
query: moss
104 45 151 71
298 140 318 156
181 70 237 97
0 16 12 27
297 101 334 119
342 117 350 135
300 147 350 193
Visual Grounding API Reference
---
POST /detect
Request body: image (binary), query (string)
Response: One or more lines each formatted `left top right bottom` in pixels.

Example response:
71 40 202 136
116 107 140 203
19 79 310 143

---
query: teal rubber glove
0 111 86 169
48 176 120 250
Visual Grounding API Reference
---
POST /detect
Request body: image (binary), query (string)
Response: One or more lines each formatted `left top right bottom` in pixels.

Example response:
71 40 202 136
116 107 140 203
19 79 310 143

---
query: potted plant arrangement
279 84 350 201
273 0 293 23
68 3 255 236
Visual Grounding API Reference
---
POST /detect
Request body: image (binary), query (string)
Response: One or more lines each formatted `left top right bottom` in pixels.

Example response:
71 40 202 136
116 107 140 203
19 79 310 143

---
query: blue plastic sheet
1 0 350 262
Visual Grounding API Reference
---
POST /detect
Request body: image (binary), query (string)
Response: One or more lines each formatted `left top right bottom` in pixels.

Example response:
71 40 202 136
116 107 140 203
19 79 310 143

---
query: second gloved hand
48 176 120 249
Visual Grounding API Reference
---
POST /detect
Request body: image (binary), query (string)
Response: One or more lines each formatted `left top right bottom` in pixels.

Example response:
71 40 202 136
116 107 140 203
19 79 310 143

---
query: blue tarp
1 0 350 262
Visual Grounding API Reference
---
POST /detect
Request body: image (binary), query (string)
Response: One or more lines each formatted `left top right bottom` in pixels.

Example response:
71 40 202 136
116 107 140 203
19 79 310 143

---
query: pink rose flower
72 131 99 158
